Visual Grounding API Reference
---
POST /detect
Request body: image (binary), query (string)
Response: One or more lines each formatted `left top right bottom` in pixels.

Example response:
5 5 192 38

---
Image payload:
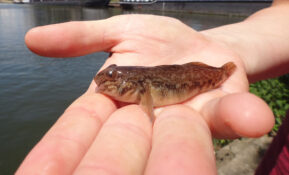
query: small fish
94 62 236 121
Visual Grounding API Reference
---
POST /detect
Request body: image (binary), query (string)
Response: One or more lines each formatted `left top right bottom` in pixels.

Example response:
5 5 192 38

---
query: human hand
16 15 274 174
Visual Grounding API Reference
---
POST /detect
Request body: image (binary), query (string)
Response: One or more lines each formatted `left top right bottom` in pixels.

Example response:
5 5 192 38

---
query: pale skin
16 0 289 174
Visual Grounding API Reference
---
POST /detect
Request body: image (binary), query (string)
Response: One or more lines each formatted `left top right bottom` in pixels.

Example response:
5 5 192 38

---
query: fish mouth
94 76 101 86
95 84 105 93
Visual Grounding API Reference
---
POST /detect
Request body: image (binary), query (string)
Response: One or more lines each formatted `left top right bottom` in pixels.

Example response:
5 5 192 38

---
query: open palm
17 15 274 175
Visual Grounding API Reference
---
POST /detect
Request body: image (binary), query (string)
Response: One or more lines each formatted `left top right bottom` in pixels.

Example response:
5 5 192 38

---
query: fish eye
107 69 117 78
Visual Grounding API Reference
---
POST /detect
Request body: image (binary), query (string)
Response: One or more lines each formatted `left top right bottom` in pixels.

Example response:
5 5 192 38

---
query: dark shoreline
6 0 272 16
120 1 272 16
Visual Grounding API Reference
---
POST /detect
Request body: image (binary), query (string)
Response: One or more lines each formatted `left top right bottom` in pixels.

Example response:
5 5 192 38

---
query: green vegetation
214 74 289 148
250 74 289 133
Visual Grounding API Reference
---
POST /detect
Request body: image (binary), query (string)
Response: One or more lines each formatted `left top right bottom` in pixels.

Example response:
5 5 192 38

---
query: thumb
202 92 274 139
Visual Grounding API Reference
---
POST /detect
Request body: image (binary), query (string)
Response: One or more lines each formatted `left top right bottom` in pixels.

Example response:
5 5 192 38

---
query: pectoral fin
139 84 155 122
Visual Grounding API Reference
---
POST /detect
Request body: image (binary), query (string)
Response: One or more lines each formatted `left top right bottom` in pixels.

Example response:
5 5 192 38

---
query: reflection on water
0 4 245 174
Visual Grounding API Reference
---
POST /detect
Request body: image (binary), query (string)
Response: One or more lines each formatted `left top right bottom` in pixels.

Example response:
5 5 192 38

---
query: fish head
94 64 141 103
94 64 122 97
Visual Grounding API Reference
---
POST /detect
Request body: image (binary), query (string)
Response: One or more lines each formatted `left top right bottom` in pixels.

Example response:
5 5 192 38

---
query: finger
202 92 274 139
145 105 216 175
16 93 116 175
24 15 196 58
74 105 152 175
24 15 166 58
25 19 120 57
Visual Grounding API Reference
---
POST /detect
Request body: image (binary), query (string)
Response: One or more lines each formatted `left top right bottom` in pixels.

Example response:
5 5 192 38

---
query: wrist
201 4 289 82
200 23 255 79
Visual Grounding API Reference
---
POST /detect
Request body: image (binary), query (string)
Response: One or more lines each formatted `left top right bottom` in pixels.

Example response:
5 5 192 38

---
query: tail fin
222 62 237 77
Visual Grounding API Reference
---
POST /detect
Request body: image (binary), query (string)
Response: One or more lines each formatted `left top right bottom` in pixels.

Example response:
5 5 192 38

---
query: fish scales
94 62 236 120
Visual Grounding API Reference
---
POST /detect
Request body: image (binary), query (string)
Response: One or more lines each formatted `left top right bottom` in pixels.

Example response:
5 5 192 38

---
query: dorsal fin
108 64 117 68
184 62 212 67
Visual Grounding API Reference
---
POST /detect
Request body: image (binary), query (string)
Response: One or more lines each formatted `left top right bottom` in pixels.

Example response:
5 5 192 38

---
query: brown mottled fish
94 62 236 121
